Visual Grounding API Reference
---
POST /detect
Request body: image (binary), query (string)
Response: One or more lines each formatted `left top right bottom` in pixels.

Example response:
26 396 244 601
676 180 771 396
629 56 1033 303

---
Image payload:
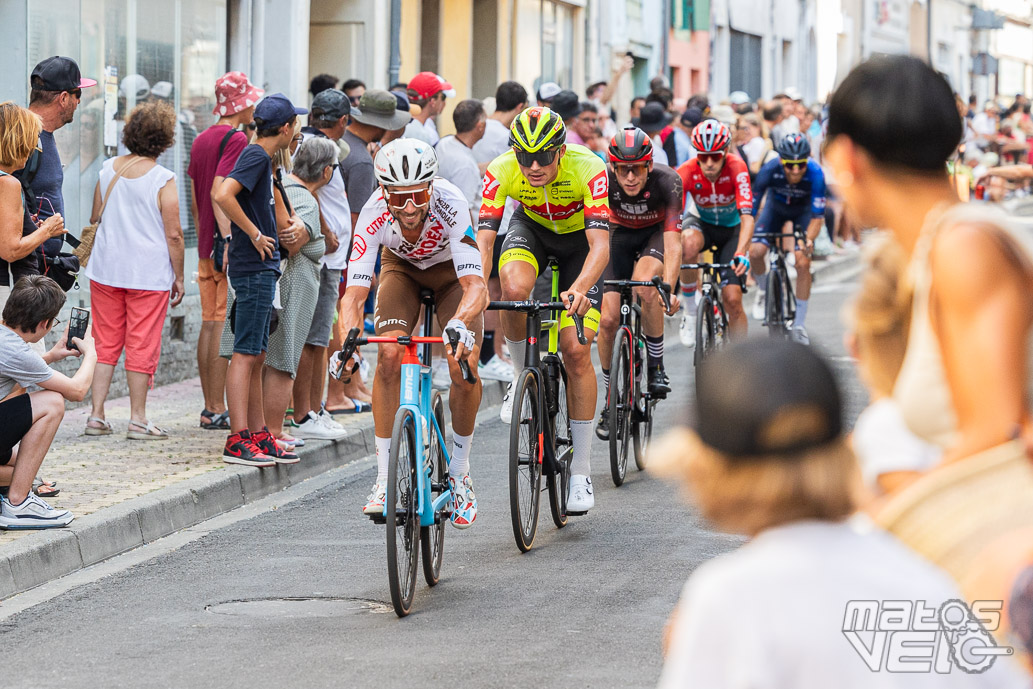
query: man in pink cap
186 71 264 431
404 71 456 145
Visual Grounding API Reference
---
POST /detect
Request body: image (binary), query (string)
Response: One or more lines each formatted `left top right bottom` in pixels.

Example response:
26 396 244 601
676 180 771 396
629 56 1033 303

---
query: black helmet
608 125 653 163
776 132 811 160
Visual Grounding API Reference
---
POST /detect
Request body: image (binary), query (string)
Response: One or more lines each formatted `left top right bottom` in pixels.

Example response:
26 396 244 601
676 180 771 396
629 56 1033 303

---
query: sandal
85 417 113 436
200 409 230 430
127 420 170 440
326 398 372 415
33 477 60 498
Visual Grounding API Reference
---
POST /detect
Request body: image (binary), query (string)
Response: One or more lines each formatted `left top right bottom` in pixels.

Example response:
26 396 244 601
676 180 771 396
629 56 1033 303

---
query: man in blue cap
214 93 307 466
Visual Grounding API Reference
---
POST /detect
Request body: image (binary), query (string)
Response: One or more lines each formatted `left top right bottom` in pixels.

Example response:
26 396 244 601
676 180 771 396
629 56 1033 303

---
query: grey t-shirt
340 130 377 213
0 325 53 399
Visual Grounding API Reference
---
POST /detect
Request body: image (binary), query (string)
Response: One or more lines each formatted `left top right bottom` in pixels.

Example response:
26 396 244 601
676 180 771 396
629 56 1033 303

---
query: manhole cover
205 597 392 618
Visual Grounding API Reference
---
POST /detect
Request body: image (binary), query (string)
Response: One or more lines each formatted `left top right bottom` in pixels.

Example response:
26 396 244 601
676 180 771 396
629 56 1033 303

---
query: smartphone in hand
67 307 90 352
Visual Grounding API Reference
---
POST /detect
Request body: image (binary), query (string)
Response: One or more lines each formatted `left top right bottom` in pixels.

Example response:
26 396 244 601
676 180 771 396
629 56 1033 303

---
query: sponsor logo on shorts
379 318 407 327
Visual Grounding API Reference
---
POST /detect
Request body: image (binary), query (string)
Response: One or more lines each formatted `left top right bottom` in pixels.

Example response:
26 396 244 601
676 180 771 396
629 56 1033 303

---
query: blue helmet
776 132 811 160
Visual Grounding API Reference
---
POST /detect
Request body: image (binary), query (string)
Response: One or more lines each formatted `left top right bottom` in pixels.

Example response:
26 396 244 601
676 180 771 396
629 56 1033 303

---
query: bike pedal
566 510 588 517
368 514 387 525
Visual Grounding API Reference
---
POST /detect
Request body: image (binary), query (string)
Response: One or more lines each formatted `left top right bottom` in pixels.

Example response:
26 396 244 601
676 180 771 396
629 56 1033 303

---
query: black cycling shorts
602 226 666 292
682 214 741 288
0 394 33 465
499 208 602 332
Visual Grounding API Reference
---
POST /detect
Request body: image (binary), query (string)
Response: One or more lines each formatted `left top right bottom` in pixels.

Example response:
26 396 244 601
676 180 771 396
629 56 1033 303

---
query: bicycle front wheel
387 407 421 617
509 368 542 552
766 267 788 338
632 396 654 471
420 393 446 587
607 328 632 487
548 363 571 529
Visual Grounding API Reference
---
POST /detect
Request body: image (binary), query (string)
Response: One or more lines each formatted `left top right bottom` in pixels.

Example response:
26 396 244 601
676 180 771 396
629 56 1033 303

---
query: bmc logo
457 263 481 271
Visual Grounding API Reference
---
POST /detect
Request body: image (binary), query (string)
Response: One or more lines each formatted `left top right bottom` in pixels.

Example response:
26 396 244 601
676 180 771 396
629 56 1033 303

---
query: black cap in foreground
693 339 842 458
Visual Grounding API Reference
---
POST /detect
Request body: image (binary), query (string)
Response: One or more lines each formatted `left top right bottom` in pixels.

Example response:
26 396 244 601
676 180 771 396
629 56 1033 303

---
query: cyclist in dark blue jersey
747 133 826 343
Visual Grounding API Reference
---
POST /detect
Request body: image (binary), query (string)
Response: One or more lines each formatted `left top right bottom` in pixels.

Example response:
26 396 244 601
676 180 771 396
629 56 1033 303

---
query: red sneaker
223 430 276 467
252 428 300 464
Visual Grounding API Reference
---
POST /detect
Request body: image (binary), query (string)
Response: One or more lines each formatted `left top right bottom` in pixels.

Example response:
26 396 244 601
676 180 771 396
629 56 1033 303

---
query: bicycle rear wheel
420 393 446 587
607 328 632 487
387 407 421 617
632 396 654 471
694 295 716 362
509 368 542 552
548 364 571 528
766 267 788 339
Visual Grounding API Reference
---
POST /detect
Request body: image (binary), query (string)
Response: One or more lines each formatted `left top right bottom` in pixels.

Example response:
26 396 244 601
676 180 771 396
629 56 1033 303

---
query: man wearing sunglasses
676 119 755 343
595 126 682 441
342 139 486 529
747 133 826 344
477 106 611 514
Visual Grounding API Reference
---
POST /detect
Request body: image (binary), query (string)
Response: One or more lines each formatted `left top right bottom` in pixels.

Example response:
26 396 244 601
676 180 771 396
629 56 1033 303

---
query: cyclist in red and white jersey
675 120 754 342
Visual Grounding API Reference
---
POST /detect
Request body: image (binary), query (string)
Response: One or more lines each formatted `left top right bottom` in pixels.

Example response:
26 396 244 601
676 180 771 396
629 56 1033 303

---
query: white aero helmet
374 138 438 186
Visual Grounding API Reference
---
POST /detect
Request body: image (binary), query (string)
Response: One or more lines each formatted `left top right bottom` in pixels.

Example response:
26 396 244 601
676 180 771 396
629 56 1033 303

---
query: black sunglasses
514 148 558 168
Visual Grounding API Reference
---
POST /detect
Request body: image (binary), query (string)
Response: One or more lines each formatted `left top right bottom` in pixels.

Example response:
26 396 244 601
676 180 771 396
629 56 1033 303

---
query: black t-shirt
607 164 683 233
226 144 281 278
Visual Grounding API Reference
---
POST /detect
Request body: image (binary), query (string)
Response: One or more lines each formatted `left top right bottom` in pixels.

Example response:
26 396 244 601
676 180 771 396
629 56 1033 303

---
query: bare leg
560 326 598 421
292 344 320 420
446 345 483 436
597 291 620 373
89 362 116 422
371 336 407 438
226 352 256 433
126 370 151 426
262 366 295 438
0 391 64 504
723 284 747 337
198 320 228 419
248 352 267 431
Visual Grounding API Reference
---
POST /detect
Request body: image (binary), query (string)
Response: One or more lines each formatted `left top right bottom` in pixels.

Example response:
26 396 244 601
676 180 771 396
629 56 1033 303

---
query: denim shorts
230 270 277 355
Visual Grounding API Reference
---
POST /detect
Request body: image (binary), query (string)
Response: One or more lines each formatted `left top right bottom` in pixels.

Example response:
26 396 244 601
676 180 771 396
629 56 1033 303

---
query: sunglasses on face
781 159 807 170
514 148 558 168
67 88 81 101
385 185 432 209
615 163 648 177
697 152 725 164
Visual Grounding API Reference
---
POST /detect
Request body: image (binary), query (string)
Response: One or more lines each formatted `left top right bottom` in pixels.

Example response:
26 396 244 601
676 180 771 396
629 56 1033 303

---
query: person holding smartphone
0 276 97 529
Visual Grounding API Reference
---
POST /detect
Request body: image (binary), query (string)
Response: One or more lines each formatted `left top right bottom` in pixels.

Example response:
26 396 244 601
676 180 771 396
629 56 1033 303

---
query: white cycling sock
450 432 472 477
375 436 391 483
570 419 593 476
506 337 526 381
794 299 809 328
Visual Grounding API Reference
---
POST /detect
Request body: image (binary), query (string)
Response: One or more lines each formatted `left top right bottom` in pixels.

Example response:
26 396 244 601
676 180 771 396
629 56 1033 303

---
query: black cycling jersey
607 164 683 233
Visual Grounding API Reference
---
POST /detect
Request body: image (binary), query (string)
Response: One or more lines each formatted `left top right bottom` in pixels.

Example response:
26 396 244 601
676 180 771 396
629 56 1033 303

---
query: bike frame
755 231 799 328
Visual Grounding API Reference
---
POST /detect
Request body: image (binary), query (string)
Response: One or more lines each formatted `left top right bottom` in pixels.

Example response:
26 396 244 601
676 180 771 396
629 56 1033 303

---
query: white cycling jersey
348 177 483 288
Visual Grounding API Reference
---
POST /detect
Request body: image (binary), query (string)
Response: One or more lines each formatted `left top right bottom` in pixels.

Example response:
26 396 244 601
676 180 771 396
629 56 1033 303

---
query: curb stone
0 379 509 600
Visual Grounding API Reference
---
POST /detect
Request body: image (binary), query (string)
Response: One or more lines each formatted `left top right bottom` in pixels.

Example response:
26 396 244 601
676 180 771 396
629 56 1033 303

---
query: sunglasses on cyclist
697 152 725 164
781 159 807 170
384 185 433 209
615 163 649 177
514 148 559 168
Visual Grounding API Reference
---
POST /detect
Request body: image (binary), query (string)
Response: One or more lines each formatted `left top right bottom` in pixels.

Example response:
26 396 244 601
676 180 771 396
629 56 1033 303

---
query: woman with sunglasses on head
676 119 755 345
341 138 487 528
595 126 683 440
747 132 826 344
476 106 611 514
0 102 66 313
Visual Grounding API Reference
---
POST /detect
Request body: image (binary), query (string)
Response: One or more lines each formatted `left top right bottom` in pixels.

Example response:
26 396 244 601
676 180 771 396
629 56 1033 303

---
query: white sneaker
363 481 387 515
500 380 515 424
751 292 767 321
679 309 696 347
294 412 347 440
566 475 594 514
0 494 73 529
448 474 478 529
317 410 346 432
358 356 371 385
431 358 450 390
791 327 810 345
479 355 514 381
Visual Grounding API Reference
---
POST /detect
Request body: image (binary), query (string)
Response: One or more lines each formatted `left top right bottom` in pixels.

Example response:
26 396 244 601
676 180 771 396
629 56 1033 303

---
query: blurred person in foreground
825 54 1033 672
652 338 1027 688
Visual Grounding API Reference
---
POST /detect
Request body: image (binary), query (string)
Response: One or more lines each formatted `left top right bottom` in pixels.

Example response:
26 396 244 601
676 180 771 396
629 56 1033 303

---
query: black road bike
753 231 800 339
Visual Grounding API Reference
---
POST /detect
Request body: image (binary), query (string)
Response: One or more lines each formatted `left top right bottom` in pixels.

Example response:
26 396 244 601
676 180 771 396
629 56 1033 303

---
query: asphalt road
2 269 863 689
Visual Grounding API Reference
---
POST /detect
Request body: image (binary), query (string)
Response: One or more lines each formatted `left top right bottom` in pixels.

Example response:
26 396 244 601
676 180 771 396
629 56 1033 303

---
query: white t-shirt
348 177 482 288
300 130 352 270
84 158 176 291
472 118 511 164
741 136 769 168
657 519 1027 689
434 135 481 211
852 398 942 489
403 120 435 145
650 135 670 167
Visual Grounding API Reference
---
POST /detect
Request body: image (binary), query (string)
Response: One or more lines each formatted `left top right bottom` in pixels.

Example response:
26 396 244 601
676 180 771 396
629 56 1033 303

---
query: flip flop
33 477 60 498
85 416 113 436
326 398 372 414
127 420 170 440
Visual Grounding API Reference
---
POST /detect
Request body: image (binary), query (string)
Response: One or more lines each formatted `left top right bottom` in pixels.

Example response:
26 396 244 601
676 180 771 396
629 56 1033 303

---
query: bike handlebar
334 327 476 384
445 327 477 384
488 299 588 345
603 276 672 312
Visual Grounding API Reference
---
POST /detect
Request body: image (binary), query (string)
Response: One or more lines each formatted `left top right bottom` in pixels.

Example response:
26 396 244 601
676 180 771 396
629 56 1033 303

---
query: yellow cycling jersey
477 144 610 235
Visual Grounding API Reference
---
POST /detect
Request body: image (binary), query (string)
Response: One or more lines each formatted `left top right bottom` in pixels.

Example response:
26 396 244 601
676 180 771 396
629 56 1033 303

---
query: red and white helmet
691 119 731 154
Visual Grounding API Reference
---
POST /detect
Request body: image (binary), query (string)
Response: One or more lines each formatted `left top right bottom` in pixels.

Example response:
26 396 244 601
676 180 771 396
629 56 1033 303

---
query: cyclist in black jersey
596 126 682 439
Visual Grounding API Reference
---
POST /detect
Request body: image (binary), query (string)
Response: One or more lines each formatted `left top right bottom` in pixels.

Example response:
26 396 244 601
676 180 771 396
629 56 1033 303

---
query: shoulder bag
74 156 146 268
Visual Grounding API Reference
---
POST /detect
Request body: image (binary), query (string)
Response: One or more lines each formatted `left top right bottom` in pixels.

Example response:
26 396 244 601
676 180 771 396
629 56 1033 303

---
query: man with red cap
405 71 456 145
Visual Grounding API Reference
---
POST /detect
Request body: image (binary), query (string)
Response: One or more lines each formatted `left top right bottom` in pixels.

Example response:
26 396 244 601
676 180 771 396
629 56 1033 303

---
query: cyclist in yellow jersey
476 107 610 514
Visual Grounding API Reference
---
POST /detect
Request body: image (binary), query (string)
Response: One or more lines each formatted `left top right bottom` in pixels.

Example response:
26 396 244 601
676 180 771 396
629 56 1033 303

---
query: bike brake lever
565 297 588 345
333 327 362 380
445 327 477 384
652 276 672 313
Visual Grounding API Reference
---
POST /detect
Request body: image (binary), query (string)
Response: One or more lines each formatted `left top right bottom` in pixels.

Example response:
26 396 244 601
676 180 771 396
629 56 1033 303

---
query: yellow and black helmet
509 107 566 153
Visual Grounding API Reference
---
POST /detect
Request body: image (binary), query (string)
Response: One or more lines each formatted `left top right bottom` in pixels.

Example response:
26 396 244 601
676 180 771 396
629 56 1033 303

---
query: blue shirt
32 130 65 257
226 144 281 277
752 158 826 217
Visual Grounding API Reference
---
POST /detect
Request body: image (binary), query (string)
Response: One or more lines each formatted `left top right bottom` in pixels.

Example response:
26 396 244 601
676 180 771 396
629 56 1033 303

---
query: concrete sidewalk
0 246 861 601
